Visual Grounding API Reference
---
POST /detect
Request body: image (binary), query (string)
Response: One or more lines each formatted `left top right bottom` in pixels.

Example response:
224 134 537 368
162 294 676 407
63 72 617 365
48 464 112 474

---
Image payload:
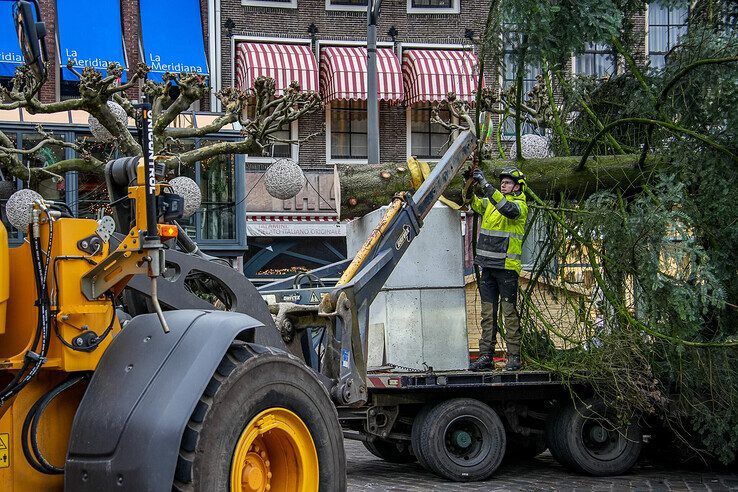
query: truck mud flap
64 310 263 491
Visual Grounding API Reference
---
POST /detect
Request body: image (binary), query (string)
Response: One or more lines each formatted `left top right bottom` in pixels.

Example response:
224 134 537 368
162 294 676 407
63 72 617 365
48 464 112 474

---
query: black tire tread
418 398 506 482
172 341 345 491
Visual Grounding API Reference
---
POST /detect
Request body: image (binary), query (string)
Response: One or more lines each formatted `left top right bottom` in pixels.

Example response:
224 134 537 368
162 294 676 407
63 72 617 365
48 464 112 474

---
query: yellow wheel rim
230 407 319 492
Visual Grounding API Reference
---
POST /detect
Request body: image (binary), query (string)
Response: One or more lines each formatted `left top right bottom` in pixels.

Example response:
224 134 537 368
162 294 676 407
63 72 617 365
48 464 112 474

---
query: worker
468 166 528 372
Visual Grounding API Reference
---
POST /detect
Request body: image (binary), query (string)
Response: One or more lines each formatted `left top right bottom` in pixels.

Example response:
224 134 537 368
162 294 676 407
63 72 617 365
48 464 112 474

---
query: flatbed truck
259 131 644 483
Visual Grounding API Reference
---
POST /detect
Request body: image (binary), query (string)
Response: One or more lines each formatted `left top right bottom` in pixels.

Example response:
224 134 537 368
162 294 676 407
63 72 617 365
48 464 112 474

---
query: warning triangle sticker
0 436 7 450
310 291 320 303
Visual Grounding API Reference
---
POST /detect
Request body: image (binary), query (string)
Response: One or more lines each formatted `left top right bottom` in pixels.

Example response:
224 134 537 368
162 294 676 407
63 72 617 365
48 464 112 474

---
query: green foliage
499 0 632 67
517 15 738 464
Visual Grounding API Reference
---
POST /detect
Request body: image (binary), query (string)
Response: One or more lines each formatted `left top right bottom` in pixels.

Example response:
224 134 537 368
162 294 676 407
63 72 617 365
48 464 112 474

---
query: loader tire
174 342 345 491
363 437 416 463
547 397 642 476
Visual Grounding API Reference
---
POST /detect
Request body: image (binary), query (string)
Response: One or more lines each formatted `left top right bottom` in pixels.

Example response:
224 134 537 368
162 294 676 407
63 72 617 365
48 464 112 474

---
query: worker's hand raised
472 169 489 188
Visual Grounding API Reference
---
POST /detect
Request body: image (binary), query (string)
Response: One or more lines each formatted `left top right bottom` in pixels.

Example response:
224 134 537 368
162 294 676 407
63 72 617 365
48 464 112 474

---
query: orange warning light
159 224 179 240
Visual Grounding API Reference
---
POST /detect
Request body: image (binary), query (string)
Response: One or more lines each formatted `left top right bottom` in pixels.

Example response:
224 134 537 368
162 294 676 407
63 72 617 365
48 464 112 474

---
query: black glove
472 169 490 189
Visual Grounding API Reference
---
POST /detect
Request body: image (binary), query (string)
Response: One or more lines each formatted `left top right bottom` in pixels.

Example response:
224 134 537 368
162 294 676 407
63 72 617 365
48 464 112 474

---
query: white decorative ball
264 159 305 200
6 188 42 230
88 101 128 142
169 176 202 218
508 134 550 160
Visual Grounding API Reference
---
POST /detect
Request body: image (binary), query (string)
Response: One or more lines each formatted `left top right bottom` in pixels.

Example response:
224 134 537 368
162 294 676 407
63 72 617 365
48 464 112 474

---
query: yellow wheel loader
0 6 346 486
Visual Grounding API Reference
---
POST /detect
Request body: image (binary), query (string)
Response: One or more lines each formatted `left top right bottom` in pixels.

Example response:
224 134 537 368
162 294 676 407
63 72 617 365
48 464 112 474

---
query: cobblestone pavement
345 440 738 491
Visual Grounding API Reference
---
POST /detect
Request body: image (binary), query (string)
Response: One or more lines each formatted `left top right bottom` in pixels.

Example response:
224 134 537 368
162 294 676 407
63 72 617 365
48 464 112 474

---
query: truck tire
547 397 642 476
416 398 506 482
411 404 434 470
363 437 416 463
174 342 346 491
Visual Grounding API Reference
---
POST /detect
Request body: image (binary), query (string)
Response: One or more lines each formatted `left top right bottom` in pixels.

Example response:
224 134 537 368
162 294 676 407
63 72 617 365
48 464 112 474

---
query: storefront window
198 141 236 241
330 100 367 160
410 105 451 159
76 136 119 219
22 133 65 202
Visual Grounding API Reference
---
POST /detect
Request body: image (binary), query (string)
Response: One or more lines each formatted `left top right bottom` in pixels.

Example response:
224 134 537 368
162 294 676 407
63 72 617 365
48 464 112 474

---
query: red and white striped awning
320 46 404 102
235 42 319 95
402 49 479 104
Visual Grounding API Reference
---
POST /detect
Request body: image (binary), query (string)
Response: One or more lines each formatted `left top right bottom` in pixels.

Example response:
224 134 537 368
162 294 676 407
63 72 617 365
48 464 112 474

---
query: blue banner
57 0 127 80
139 0 209 83
0 0 23 77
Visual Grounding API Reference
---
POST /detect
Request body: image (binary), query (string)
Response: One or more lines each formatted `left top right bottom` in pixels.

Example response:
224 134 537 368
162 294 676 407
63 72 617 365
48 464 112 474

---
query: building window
410 105 451 159
407 0 458 14
575 43 616 77
502 31 544 137
329 100 367 160
326 0 366 9
648 1 688 69
245 101 294 159
60 70 81 101
241 0 297 8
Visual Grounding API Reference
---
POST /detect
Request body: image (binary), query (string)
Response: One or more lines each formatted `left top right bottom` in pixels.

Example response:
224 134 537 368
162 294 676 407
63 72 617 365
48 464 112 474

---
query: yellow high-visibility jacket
470 187 529 273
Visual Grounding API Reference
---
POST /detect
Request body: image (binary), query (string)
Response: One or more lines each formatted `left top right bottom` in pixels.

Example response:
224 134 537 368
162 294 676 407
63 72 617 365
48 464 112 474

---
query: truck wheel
416 398 506 482
547 397 642 476
363 437 416 463
174 342 346 491
411 404 433 470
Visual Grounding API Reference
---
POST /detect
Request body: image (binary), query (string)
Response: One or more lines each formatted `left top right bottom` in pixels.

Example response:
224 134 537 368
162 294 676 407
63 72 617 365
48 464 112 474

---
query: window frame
406 0 459 14
241 0 297 9
573 42 617 78
646 1 689 70
500 30 545 139
325 0 367 12
326 100 369 164
406 104 455 161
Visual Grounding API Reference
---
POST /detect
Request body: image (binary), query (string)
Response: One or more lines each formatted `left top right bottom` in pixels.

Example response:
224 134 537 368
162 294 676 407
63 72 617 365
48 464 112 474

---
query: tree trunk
335 154 663 219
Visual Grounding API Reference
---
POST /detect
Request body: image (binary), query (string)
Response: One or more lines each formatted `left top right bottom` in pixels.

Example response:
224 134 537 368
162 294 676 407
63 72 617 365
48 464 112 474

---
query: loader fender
64 309 265 491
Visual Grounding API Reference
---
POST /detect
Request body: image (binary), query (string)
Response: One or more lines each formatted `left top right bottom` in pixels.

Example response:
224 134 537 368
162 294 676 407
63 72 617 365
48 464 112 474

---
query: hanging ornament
88 101 128 142
508 134 550 160
264 158 305 200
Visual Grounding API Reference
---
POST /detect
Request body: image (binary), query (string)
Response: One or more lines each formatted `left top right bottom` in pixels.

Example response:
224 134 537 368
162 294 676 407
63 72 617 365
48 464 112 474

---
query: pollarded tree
0 60 321 184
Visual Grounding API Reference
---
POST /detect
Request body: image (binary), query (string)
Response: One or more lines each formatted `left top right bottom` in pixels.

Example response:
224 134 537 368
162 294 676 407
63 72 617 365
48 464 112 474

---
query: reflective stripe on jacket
470 186 528 273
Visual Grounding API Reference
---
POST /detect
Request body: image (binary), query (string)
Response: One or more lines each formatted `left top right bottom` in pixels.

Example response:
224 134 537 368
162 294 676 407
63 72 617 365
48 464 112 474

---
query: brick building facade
219 0 492 170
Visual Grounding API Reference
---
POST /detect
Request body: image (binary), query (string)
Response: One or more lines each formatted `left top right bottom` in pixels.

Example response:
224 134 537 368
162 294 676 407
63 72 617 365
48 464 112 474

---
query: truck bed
365 368 564 390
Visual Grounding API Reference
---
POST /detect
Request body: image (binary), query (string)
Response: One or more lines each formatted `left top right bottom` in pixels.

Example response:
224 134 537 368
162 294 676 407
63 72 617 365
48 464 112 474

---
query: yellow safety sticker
0 433 9 468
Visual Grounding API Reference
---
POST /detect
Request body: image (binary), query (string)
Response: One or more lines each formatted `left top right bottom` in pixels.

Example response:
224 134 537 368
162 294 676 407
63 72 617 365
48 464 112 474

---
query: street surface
345 440 738 491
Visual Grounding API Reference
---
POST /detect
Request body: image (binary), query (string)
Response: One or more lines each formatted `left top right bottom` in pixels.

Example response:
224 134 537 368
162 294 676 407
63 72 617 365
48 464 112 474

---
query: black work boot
470 353 494 371
505 355 522 371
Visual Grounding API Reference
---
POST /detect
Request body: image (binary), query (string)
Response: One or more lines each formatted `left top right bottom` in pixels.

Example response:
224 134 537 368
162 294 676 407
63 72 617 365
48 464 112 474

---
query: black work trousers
477 267 521 357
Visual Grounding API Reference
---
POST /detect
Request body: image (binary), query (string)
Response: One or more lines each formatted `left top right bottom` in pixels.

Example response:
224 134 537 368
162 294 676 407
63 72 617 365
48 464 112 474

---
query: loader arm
261 131 477 406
